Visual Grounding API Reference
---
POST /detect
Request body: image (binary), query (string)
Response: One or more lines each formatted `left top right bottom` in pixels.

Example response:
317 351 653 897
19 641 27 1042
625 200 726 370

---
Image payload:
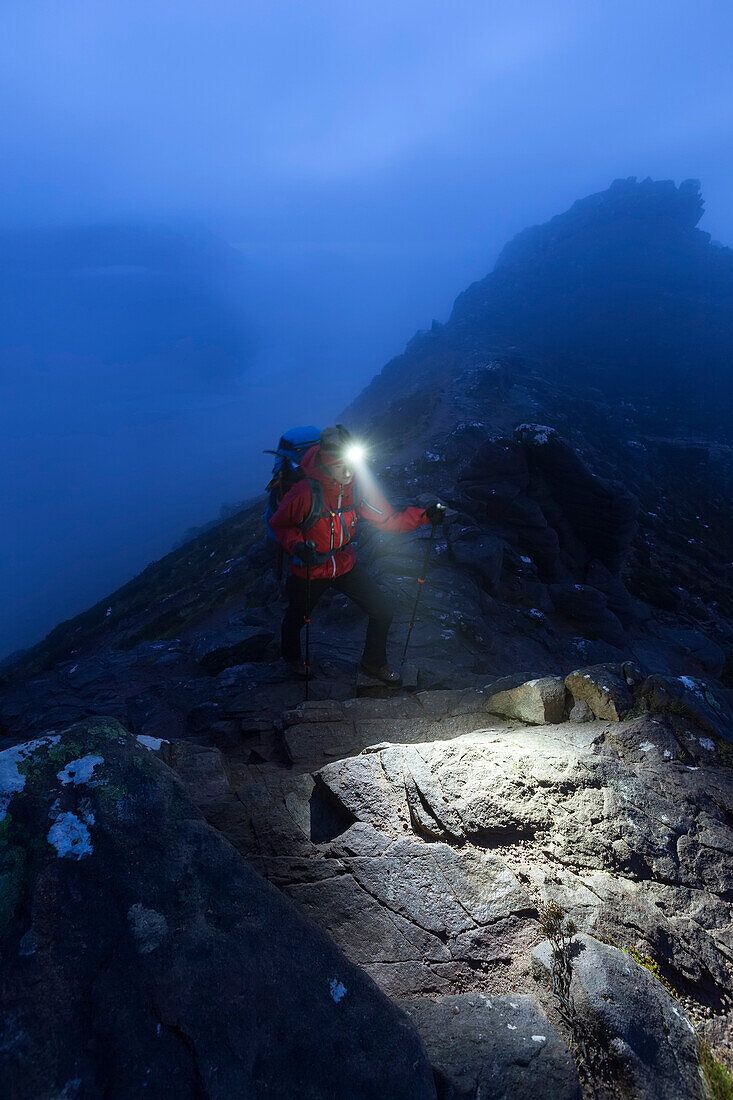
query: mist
3 0 733 660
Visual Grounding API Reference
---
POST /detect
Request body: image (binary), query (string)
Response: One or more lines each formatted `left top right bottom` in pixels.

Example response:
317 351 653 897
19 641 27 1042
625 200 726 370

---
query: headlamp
344 443 366 465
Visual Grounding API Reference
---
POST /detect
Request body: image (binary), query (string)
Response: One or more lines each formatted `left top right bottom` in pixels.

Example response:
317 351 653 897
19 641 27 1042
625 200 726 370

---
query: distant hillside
0 224 251 388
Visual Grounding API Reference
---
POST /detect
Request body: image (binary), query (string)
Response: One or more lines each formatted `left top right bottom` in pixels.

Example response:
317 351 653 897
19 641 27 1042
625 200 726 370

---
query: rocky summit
2 179 733 1098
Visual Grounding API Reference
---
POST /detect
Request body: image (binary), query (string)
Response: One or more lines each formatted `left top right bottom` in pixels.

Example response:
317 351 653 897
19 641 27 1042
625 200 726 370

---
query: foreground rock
0 718 436 1099
222 699 733 1019
533 934 704 1100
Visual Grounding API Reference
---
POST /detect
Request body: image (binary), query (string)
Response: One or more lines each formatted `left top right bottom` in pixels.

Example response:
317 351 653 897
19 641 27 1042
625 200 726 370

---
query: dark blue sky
2 1 733 660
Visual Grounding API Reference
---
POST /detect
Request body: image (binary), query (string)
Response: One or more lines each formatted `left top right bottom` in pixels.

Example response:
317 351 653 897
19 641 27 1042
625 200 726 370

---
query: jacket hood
300 444 353 489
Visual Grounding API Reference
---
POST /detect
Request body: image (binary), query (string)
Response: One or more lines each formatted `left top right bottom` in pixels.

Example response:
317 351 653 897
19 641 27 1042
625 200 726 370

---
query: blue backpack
264 426 321 543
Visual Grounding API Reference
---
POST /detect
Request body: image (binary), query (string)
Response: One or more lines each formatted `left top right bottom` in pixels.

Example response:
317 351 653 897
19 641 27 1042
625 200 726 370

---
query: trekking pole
304 561 312 702
400 518 439 668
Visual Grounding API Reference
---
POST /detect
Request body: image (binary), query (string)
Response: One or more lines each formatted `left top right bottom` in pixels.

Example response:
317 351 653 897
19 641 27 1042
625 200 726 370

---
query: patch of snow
663 750 673 760
686 766 699 771
329 978 347 1003
105 607 112 617
68 665 79 674
57 755 104 786
136 735 168 752
1 735 61 822
532 1035 547 1042
699 738 715 752
47 810 94 860
528 609 544 619
520 555 532 564
638 742 656 753
507 1024 517 1030
679 676 702 695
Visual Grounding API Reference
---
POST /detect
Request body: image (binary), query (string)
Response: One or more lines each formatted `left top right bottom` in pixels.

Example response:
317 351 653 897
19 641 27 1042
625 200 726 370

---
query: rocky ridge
2 178 733 1096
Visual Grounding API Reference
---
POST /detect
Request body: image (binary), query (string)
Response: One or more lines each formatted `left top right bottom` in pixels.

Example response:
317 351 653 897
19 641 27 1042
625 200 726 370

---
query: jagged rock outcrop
0 719 436 1099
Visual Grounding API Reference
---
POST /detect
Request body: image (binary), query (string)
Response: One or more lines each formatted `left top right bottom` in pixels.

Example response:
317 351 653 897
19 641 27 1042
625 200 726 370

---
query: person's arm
357 485 429 533
268 482 313 555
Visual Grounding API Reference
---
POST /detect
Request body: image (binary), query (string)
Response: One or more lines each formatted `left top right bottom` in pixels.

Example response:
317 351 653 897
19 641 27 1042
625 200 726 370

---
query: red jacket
269 444 429 580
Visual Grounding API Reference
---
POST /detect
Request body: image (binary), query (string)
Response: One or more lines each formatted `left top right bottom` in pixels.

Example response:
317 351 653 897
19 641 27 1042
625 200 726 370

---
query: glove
424 502 446 525
293 540 319 565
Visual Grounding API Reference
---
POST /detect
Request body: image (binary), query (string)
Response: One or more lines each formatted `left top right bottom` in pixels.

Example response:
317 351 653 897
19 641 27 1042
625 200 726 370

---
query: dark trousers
281 563 393 666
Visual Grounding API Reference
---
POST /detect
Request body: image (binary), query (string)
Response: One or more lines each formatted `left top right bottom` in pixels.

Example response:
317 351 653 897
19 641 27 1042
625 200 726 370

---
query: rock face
533 935 704 1100
218 686 733 1015
398 993 582 1100
455 430 638 588
164 673 733 1097
0 718 436 1099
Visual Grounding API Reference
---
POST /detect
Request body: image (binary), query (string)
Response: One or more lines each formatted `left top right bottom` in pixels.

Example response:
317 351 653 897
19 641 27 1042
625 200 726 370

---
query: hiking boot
359 660 402 686
285 659 312 680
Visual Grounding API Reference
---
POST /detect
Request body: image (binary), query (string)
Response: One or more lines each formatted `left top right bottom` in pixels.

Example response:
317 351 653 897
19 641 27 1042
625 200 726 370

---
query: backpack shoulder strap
300 478 326 532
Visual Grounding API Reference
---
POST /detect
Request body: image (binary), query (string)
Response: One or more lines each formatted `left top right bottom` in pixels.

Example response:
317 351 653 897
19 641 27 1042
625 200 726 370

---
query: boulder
514 428 638 575
532 934 705 1100
485 676 566 725
397 993 581 1100
564 664 634 721
0 718 437 1099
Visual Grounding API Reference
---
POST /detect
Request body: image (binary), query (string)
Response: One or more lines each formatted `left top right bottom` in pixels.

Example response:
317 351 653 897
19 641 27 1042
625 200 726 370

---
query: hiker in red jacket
269 425 444 685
